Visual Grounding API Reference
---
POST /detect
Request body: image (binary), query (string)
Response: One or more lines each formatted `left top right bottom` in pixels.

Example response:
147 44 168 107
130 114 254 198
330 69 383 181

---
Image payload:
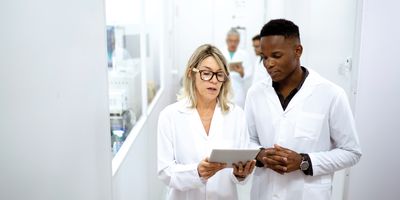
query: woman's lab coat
245 69 362 200
157 99 250 200
222 48 251 108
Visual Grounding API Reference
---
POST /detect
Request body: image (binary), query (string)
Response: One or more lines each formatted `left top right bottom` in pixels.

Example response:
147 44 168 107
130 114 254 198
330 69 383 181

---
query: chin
200 94 218 102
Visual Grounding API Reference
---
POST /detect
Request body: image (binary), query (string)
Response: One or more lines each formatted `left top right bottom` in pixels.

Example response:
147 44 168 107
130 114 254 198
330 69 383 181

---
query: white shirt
222 48 251 108
245 68 362 200
157 99 250 200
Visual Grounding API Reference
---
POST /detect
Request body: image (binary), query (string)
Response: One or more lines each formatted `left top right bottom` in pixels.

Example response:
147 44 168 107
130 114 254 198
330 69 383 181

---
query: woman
157 44 256 200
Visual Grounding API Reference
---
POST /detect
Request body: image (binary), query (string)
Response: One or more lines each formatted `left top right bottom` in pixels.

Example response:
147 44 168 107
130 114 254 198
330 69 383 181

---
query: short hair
180 44 232 113
260 19 300 40
227 28 240 37
252 34 260 41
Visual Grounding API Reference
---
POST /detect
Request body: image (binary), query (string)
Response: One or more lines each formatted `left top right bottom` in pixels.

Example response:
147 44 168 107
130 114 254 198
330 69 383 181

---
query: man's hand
197 158 227 180
261 147 289 174
273 144 302 173
257 145 303 174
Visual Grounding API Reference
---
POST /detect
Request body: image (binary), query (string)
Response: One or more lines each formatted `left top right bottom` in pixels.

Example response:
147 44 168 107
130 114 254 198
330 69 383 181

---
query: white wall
174 0 215 76
0 0 112 200
279 0 359 94
347 0 400 199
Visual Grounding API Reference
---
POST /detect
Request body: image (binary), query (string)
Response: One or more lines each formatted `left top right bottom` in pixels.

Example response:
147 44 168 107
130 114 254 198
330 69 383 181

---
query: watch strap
300 153 313 176
255 147 265 167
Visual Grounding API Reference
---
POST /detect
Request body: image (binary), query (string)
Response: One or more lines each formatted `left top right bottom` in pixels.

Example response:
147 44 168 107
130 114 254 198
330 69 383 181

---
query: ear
187 70 194 79
295 44 303 59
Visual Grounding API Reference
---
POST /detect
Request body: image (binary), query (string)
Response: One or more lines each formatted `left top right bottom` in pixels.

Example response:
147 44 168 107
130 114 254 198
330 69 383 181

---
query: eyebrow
272 51 282 55
198 66 223 72
262 50 282 57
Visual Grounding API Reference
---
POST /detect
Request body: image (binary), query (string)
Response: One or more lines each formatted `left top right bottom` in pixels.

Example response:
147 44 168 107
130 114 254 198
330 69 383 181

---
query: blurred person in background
221 28 251 108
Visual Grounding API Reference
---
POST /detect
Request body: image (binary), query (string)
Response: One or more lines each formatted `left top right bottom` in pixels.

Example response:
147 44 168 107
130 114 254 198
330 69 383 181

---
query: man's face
252 39 262 56
226 34 240 52
260 35 302 82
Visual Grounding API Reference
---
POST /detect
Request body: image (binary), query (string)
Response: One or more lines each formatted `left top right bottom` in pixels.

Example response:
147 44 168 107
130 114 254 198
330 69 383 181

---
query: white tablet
209 149 259 167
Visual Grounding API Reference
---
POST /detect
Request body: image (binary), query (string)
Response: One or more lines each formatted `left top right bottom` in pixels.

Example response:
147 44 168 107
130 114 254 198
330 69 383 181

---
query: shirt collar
272 66 309 90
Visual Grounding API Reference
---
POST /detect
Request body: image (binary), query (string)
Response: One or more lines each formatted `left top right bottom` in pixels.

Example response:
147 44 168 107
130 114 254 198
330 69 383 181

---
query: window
105 0 143 156
105 0 163 159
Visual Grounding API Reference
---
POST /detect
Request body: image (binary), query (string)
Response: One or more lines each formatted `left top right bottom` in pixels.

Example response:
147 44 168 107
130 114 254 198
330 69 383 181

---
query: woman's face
194 56 225 103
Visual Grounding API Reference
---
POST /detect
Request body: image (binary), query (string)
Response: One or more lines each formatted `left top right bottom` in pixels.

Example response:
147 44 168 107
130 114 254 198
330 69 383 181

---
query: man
245 19 362 200
222 28 250 108
251 34 270 86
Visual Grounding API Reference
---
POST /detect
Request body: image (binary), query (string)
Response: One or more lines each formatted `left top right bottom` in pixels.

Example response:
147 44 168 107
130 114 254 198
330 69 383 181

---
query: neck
196 97 217 111
279 66 303 90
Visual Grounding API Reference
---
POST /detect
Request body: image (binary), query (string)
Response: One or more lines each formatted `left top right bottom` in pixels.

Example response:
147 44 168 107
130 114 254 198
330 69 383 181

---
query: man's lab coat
245 68 362 200
158 99 250 200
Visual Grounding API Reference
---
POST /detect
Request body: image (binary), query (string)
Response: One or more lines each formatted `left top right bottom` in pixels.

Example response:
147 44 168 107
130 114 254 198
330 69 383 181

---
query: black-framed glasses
192 68 227 82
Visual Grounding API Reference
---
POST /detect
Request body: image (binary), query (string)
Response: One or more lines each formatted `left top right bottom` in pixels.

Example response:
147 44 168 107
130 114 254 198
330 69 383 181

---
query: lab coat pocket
294 112 325 140
303 175 332 200
303 183 332 200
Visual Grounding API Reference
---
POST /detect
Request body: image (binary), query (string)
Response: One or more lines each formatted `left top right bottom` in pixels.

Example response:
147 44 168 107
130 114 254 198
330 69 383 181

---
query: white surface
209 149 259 167
0 0 112 199
347 0 400 199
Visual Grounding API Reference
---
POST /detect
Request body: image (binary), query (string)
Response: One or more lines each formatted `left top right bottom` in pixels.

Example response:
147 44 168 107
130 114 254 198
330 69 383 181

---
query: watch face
300 161 309 171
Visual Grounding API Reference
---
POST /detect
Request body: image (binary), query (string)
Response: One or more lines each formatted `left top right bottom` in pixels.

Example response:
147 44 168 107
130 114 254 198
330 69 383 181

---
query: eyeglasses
192 68 227 82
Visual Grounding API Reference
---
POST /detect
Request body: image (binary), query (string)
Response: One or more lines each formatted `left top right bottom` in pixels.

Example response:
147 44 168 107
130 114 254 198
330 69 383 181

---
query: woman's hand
232 160 256 180
197 158 227 180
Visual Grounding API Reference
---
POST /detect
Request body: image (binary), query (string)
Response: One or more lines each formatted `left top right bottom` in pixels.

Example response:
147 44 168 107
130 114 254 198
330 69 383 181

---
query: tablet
209 149 259 167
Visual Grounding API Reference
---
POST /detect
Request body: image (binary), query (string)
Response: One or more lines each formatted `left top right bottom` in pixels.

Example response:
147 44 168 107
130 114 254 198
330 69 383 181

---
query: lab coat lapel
263 81 284 113
177 99 209 140
283 85 314 114
208 104 223 140
284 71 320 113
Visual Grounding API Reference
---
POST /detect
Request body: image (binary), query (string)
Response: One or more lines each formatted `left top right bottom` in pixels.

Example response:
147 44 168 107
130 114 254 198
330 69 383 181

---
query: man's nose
264 59 275 69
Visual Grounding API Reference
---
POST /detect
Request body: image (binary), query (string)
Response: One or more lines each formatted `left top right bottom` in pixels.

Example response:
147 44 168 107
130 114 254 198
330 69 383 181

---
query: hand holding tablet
208 149 259 167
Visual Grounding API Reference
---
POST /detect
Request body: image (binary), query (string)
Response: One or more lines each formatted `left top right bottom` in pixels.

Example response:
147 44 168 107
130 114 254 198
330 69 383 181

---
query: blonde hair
180 44 232 113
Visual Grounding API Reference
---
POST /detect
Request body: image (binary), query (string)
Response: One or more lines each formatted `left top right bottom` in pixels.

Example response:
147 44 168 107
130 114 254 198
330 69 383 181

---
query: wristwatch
299 153 310 171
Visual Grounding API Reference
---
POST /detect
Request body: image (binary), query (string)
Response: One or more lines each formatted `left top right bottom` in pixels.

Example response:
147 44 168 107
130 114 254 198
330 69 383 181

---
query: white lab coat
222 48 251 108
251 57 270 86
245 68 362 200
158 99 250 200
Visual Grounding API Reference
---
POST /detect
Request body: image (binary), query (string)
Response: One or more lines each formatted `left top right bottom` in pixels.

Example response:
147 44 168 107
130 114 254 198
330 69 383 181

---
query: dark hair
252 34 260 41
260 19 300 39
